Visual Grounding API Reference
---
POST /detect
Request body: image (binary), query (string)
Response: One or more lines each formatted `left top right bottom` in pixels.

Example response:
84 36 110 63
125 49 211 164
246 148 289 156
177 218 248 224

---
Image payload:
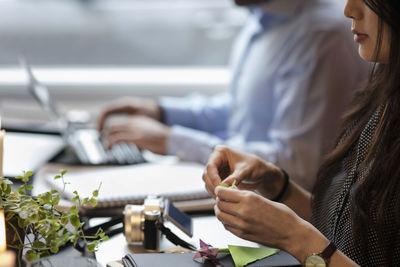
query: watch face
305 255 326 267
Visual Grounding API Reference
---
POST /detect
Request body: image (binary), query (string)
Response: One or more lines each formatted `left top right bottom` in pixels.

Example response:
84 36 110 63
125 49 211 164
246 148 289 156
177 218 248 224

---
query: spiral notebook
44 162 211 210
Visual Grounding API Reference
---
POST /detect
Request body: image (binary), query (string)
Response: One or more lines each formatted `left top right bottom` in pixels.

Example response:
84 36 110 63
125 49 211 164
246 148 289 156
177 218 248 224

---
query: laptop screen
21 58 68 132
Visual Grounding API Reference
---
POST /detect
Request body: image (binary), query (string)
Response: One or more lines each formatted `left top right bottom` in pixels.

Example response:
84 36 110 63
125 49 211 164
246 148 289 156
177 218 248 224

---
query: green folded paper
220 245 279 267
219 180 237 189
195 239 279 267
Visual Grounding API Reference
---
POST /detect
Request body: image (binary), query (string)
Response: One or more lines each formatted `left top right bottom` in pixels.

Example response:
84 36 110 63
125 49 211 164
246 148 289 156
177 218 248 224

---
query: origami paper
219 180 237 189
193 240 279 267
193 239 219 263
228 245 279 267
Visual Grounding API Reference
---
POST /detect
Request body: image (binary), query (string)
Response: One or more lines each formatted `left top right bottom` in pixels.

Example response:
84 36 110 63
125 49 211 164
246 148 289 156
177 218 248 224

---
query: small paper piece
193 240 279 267
228 245 279 267
193 239 219 263
219 180 237 189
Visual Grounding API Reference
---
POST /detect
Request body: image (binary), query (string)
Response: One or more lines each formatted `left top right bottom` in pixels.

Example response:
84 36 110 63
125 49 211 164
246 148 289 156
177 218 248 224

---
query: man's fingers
106 132 137 148
98 104 136 131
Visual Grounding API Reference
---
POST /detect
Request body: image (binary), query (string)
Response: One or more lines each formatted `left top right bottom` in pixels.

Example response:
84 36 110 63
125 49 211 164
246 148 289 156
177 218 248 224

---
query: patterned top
311 106 400 266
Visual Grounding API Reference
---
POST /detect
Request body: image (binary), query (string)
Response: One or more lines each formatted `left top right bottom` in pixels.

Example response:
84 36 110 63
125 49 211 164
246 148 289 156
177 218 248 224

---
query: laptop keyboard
67 129 145 165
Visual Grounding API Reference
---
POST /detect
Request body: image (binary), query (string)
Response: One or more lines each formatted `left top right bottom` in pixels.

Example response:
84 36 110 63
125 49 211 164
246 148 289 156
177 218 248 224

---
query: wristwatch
304 242 337 267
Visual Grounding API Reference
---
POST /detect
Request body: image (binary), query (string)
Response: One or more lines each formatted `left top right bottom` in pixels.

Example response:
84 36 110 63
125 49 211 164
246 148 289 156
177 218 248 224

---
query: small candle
0 210 15 267
0 118 4 177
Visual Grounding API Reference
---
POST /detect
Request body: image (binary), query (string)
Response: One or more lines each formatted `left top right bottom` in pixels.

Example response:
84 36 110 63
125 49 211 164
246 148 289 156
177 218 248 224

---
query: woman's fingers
215 187 242 203
222 162 252 186
202 147 231 198
214 194 256 237
203 165 220 198
214 201 243 228
206 161 224 188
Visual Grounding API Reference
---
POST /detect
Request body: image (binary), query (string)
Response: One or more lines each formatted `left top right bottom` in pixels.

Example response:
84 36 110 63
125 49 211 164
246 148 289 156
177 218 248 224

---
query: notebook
4 131 64 177
44 162 210 210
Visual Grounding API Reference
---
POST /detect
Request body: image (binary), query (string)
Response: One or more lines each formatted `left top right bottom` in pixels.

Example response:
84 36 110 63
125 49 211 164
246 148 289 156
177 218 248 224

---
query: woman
202 0 400 266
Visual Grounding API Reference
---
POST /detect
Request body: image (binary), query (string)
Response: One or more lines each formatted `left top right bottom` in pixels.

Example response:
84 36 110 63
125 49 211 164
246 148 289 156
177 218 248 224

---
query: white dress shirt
159 0 367 190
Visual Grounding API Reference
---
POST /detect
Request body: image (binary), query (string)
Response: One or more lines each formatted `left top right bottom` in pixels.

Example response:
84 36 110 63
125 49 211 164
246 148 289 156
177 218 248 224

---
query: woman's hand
202 145 285 199
214 186 328 263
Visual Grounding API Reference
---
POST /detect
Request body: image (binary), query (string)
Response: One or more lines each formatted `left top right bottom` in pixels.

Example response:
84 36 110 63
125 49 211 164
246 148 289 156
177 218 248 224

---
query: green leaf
42 192 52 203
69 206 78 215
26 184 34 191
92 190 99 197
4 184 11 194
50 245 59 254
60 215 68 225
25 171 34 177
52 195 60 205
86 240 99 252
22 171 34 183
30 213 39 223
1 168 108 262
61 169 67 176
89 198 98 207
18 186 25 194
70 215 80 228
82 197 89 205
54 175 61 180
15 175 24 180
25 250 39 262
32 240 46 249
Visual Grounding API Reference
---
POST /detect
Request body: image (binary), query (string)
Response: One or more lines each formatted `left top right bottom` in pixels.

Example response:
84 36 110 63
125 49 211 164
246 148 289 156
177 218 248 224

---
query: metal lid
124 205 145 243
144 210 161 221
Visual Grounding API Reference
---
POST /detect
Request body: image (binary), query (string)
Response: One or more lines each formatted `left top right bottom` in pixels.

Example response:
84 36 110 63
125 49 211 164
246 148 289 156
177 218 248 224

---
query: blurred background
0 0 247 127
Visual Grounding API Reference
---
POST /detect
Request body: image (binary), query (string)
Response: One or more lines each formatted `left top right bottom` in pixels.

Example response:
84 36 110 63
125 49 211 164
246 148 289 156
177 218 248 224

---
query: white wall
0 67 229 125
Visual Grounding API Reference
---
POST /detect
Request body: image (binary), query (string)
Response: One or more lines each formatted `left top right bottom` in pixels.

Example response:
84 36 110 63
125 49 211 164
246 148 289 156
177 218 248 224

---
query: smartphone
163 200 193 237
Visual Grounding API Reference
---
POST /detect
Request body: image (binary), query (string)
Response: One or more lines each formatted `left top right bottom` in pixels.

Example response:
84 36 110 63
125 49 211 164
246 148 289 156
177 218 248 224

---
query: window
0 0 247 126
0 0 246 66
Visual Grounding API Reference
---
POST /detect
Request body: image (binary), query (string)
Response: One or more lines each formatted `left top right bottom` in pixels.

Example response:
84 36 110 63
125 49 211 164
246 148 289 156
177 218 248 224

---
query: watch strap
320 242 337 264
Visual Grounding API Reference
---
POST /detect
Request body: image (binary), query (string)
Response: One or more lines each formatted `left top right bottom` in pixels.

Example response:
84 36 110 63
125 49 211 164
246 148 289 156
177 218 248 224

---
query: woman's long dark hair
313 0 400 262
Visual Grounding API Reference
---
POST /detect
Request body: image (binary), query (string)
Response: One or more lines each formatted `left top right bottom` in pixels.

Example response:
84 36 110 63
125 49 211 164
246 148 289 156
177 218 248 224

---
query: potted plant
0 170 108 266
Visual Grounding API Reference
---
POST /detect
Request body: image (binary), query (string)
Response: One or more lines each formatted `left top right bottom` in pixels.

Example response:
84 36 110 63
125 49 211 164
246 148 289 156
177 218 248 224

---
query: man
98 0 366 190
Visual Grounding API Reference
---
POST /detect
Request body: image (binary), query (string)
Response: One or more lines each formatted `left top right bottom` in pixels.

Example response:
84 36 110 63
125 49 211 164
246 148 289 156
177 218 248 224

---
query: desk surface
32 161 275 267
95 215 259 267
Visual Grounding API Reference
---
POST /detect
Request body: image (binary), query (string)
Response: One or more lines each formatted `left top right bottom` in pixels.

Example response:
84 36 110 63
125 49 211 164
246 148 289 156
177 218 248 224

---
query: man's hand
98 97 162 132
103 115 170 155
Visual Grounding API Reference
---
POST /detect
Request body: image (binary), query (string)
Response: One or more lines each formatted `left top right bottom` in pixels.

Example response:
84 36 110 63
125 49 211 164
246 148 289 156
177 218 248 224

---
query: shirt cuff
167 125 222 164
159 97 194 127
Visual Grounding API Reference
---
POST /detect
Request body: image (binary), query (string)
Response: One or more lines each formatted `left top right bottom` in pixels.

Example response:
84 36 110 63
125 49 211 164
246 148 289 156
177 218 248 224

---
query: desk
95 215 259 267
32 162 299 267
32 162 260 267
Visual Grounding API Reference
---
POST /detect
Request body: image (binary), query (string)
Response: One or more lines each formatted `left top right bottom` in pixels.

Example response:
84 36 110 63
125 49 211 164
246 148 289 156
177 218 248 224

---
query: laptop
21 59 146 166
